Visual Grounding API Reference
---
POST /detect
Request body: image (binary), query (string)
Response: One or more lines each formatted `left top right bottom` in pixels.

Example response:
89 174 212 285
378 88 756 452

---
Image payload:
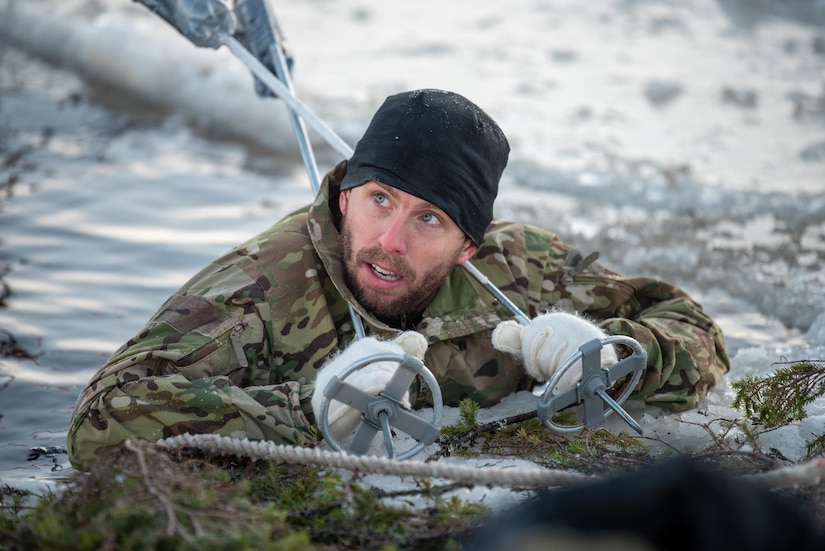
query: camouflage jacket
67 161 730 470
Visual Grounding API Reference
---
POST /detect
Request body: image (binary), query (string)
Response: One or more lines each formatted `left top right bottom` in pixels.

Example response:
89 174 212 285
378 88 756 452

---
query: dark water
0 46 310 487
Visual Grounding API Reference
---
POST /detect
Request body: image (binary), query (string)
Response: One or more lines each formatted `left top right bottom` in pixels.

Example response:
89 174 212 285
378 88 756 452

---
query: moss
432 398 649 475
5 359 825 548
0 442 485 551
478 416 648 475
5 444 294 551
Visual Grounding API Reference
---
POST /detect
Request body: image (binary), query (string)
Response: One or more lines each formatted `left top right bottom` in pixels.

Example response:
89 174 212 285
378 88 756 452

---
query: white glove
492 311 618 389
311 331 428 442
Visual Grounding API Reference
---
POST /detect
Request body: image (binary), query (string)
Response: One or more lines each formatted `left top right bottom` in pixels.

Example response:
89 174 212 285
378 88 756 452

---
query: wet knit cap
340 89 510 246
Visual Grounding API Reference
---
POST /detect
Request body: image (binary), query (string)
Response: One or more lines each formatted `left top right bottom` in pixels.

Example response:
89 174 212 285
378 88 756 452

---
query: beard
340 215 461 323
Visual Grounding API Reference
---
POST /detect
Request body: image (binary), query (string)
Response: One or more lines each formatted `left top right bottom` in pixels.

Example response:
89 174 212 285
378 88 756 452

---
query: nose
377 215 408 255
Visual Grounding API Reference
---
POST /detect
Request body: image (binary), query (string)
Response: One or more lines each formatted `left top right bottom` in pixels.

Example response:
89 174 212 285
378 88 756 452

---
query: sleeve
461 222 730 412
597 277 731 411
556 269 731 411
67 280 320 471
67 365 318 471
522 225 730 411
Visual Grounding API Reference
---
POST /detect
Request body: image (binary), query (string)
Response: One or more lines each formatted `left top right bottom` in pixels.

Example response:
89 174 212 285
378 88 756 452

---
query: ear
455 239 478 265
338 189 351 215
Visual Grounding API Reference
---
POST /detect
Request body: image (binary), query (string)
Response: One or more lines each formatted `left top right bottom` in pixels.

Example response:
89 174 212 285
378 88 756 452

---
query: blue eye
421 212 440 225
374 193 388 205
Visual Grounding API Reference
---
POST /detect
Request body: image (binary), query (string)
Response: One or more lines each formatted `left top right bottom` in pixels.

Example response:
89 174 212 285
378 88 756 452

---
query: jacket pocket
173 321 254 379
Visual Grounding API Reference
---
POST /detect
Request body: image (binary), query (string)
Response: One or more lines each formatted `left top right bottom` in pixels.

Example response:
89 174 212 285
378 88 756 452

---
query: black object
464 458 825 551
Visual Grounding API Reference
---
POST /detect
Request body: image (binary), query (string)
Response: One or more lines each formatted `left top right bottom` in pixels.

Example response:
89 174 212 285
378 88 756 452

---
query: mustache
355 247 415 281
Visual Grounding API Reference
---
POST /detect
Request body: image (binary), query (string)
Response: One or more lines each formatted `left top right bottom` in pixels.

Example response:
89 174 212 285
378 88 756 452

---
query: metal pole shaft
223 31 527 337
260 31 365 339
595 388 643 435
460 261 531 325
220 32 354 159
267 43 322 194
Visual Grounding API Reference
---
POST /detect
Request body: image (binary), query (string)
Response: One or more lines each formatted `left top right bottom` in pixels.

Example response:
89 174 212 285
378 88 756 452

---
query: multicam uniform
67 161 730 470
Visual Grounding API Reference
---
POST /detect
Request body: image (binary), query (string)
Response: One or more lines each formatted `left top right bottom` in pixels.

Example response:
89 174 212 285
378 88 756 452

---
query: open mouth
370 263 401 282
370 264 401 281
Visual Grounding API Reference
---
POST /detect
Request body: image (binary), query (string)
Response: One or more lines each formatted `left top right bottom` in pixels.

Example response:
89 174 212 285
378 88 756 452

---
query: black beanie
340 89 510 246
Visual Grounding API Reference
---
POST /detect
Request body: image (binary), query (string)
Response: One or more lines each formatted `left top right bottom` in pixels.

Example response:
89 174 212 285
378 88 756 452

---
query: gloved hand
311 331 428 442
492 311 618 389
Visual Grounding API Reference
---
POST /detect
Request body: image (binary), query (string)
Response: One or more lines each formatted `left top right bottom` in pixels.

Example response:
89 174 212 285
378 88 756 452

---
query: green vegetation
434 399 647 475
3 360 824 549
0 441 485 551
732 360 825 458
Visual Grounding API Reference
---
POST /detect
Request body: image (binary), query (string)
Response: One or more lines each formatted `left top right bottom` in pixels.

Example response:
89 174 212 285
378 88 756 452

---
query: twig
691 448 786 471
123 440 192 543
772 359 825 366
399 522 482 548
676 417 732 449
427 410 538 461
372 482 470 500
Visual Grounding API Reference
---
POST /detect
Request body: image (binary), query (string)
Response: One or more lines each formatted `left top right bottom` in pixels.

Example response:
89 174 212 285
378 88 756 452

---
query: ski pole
135 0 352 157
135 0 532 327
230 0 532 332
231 0 366 338
232 0 322 193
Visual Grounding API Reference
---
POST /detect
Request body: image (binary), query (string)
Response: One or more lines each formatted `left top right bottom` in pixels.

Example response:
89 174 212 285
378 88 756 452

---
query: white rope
154 433 593 488
154 434 825 490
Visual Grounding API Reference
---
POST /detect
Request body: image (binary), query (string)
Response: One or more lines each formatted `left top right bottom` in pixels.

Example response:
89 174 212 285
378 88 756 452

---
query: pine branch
731 361 825 428
806 433 825 458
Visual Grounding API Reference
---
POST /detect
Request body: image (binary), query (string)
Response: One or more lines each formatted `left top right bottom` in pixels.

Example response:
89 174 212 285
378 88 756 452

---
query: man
67 89 729 470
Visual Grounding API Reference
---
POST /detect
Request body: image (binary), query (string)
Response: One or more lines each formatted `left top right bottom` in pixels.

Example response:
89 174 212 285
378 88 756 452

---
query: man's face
339 181 477 321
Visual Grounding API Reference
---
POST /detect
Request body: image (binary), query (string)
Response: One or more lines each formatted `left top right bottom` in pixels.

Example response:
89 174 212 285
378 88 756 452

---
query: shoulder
478 219 569 261
226 207 315 269
176 206 319 300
